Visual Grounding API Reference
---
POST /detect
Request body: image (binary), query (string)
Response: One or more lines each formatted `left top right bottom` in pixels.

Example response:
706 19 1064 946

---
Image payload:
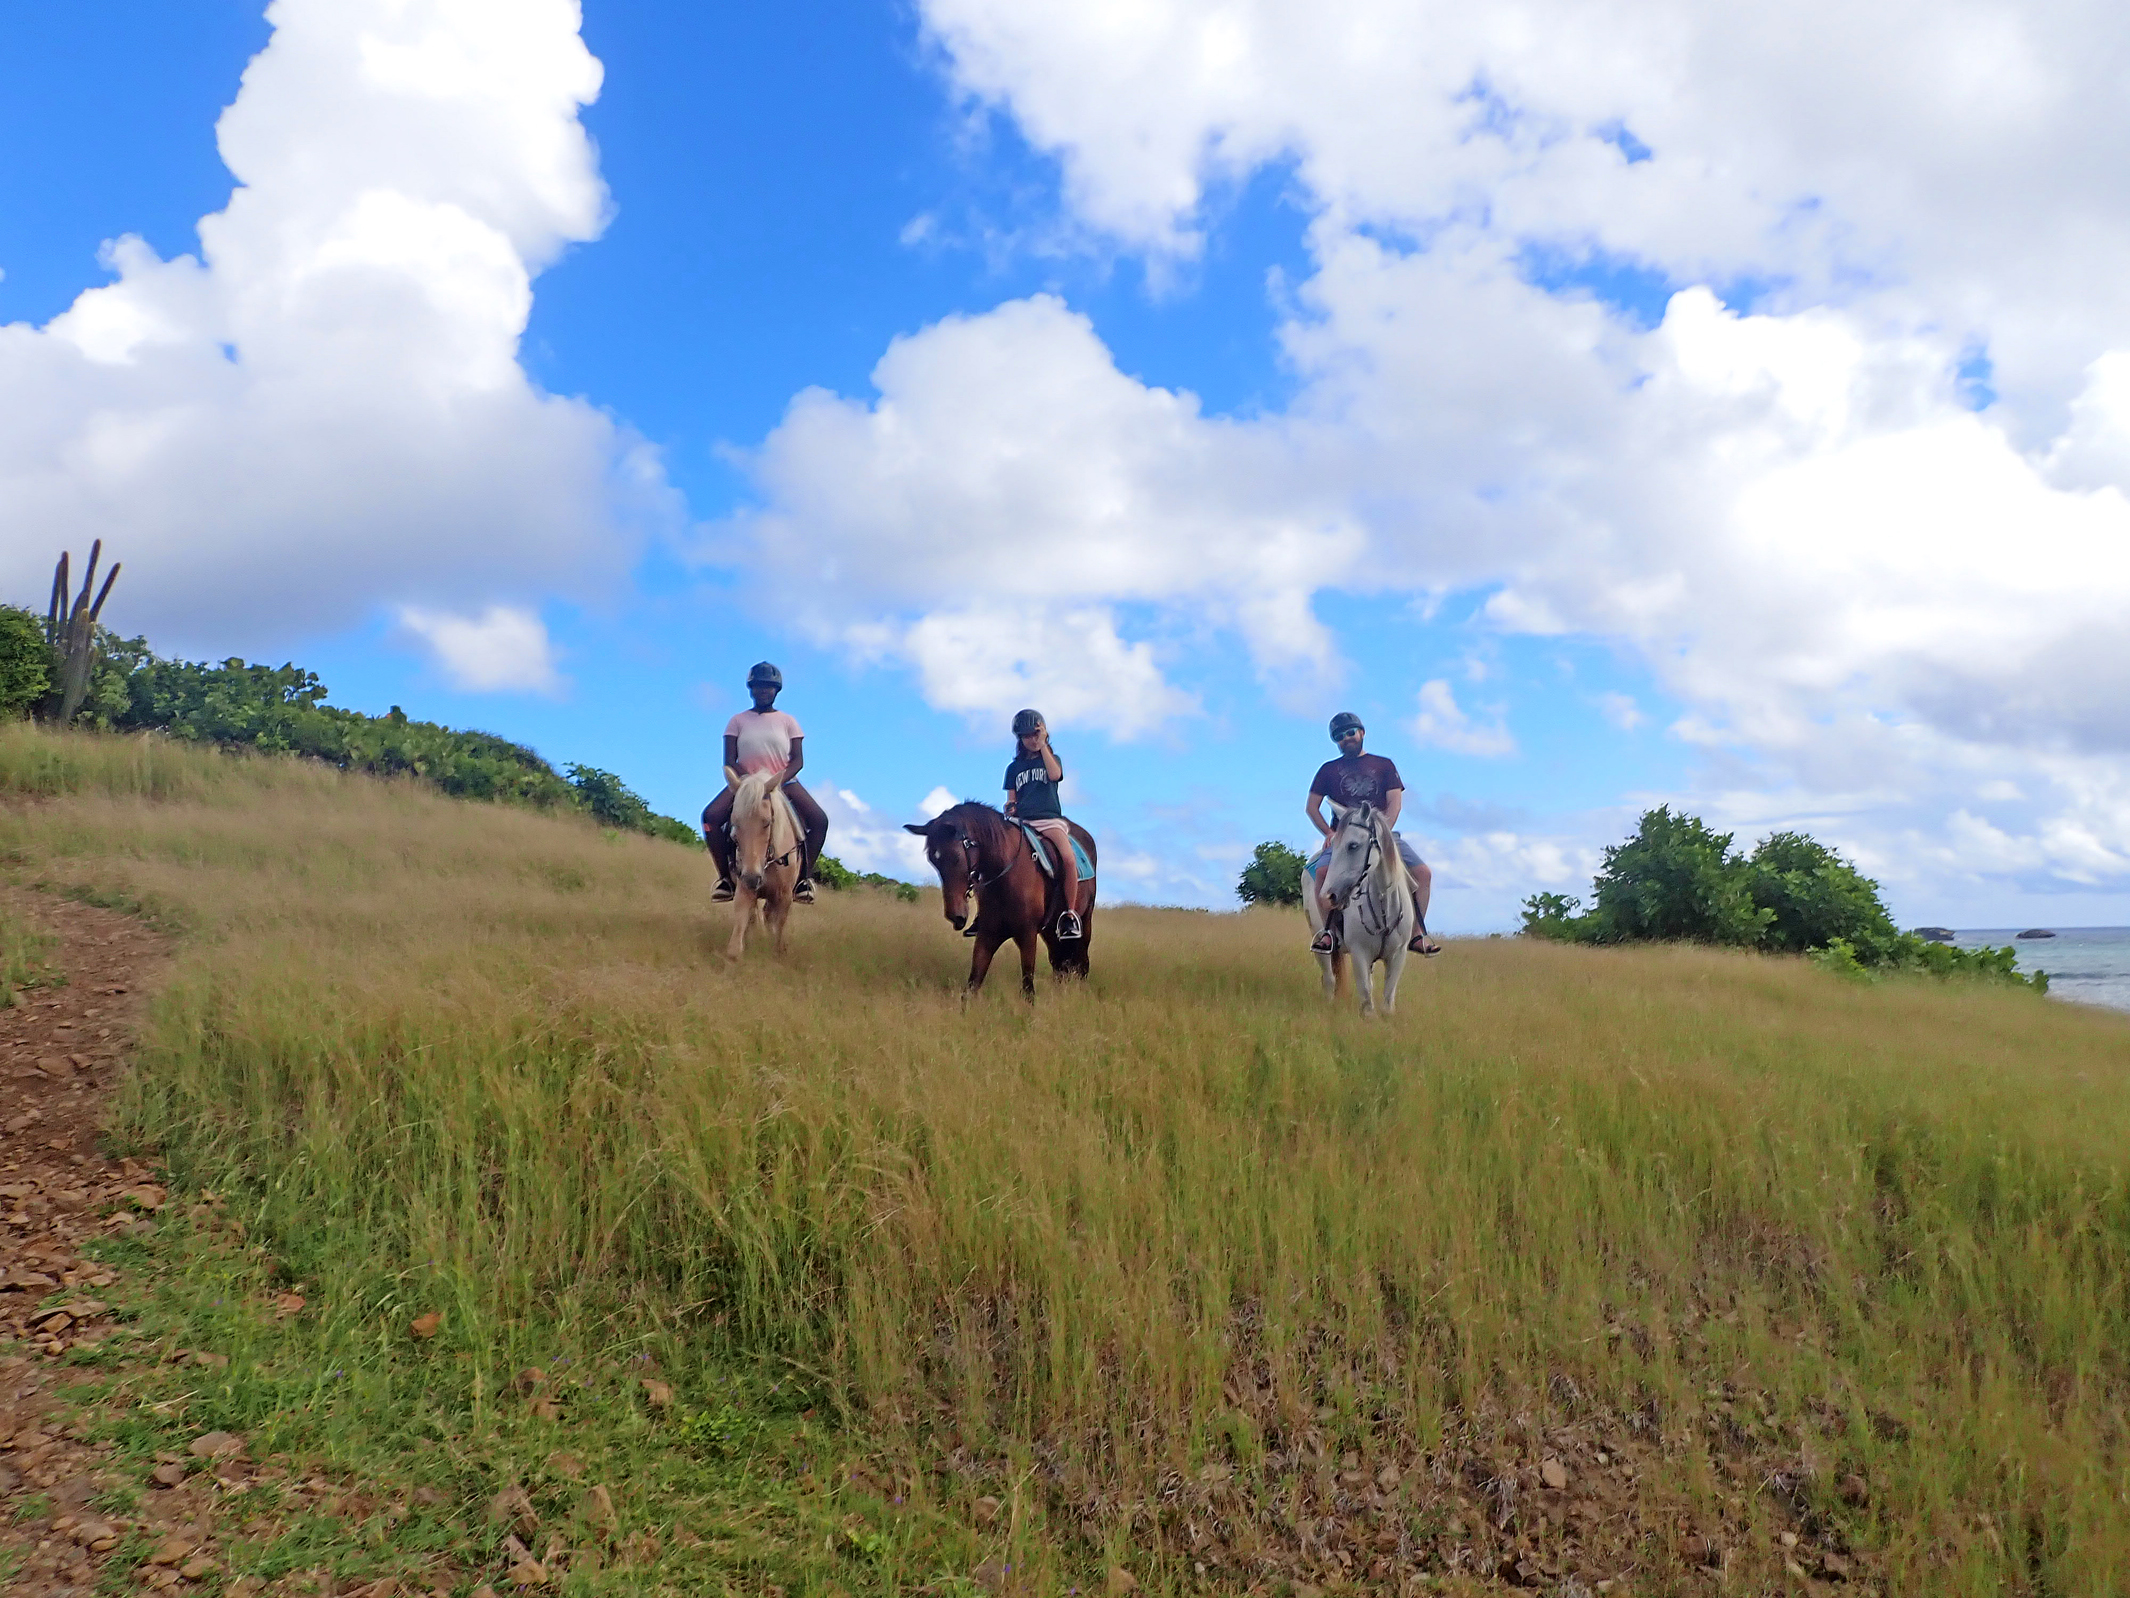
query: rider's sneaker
1056 909 1083 940
962 921 980 938
794 878 817 904
712 878 736 902
1310 928 1337 954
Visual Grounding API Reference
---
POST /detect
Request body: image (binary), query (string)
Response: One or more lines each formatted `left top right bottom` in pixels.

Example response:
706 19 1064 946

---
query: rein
735 786 800 872
960 819 1028 894
1337 815 1407 941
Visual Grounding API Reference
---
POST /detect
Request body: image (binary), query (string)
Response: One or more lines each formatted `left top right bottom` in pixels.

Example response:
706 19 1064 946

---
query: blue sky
6 0 2130 929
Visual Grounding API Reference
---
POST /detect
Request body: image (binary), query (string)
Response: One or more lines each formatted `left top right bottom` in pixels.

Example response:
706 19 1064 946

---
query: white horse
723 765 800 961
1314 801 1415 1017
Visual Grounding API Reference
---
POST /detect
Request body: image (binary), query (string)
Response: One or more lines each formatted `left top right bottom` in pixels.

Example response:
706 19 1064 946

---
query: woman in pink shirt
701 662 830 903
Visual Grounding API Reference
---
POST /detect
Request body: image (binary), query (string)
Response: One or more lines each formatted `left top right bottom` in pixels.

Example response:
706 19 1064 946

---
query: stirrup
794 878 816 904
962 921 980 938
1310 928 1336 954
712 879 735 902
1056 909 1083 940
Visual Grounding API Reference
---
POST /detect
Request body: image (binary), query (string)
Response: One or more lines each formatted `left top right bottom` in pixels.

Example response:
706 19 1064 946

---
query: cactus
42 542 120 724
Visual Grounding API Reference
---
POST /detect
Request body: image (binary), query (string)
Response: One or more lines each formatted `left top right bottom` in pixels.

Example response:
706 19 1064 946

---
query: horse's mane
731 770 797 844
942 800 1016 852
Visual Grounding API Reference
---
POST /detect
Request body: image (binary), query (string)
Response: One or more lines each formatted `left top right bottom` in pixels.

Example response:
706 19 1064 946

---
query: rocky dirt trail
0 888 185 1595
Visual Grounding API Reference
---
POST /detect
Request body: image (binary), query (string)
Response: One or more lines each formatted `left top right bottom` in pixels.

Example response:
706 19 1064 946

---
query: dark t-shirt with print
1311 752 1404 811
1005 750 1065 820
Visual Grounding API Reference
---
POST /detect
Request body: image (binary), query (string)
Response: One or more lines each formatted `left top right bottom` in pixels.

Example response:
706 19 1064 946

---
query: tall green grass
5 723 2130 1591
0 899 54 1008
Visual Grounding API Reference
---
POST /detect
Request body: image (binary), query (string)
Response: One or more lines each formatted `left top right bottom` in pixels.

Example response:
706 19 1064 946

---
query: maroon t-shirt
1311 753 1404 810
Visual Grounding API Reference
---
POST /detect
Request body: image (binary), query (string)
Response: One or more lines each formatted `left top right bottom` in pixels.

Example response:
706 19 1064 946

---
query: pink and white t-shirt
726 709 803 776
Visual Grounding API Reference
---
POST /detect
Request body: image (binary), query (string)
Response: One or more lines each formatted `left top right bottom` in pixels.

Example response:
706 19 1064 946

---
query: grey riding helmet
747 661 784 689
1329 711 1364 740
1012 708 1044 737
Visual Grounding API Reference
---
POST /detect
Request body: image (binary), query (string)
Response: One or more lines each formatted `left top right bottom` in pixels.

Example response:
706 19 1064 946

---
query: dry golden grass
5 722 2130 1594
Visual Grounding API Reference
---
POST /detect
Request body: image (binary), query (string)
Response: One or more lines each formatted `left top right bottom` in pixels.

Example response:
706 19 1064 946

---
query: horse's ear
903 822 928 835
1328 801 1349 826
723 765 742 790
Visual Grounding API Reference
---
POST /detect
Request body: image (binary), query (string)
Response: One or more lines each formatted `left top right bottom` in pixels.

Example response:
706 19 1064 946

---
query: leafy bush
0 606 53 720
1525 807 2043 990
1237 840 1310 906
1518 891 1585 940
815 852 921 901
28 624 698 844
1582 806 1772 946
1749 829 1902 960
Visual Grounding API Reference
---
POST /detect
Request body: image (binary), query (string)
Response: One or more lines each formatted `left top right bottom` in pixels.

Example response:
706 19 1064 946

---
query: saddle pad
1020 823 1095 882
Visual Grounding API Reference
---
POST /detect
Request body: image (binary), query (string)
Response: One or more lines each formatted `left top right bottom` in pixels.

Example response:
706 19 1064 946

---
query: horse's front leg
725 884 756 963
1016 928 1039 1001
1356 951 1378 1017
1378 942 1409 1016
768 883 792 954
964 926 1006 1001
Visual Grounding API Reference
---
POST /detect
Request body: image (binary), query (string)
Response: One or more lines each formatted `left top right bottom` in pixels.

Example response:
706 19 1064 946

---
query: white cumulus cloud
1410 678 1517 759
0 0 666 665
715 0 2130 909
397 604 560 693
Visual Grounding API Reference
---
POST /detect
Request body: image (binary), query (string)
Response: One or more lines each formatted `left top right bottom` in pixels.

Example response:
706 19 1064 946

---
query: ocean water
1951 927 2130 1015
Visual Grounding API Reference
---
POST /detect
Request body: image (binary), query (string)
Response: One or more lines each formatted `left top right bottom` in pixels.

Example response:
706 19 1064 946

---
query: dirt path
0 889 198 1596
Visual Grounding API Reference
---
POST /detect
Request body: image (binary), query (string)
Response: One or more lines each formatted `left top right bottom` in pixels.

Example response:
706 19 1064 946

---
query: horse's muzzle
947 911 967 931
742 871 764 892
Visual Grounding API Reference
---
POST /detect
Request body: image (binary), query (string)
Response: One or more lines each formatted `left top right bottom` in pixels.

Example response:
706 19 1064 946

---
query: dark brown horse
904 802 1097 998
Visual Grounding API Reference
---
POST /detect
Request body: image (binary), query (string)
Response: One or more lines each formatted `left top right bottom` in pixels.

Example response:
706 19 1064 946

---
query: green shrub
1749 829 1902 960
812 852 858 888
1582 806 1772 946
1237 840 1309 906
11 621 699 844
0 606 53 720
1518 890 1586 940
815 851 920 900
1526 808 2043 990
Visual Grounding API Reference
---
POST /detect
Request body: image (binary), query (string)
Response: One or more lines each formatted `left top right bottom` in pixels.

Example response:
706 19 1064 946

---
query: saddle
1018 822 1095 883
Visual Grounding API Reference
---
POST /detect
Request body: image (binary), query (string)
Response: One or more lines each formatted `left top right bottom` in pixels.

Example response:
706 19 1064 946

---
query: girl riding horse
905 710 1096 998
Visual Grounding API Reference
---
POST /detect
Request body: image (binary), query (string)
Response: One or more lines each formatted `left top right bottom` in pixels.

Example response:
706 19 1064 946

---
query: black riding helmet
747 661 784 689
1012 708 1045 737
1329 711 1364 740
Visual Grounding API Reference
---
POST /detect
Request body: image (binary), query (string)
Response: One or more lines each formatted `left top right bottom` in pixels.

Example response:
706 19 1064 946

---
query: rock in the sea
1912 926 1956 943
2017 927 2057 939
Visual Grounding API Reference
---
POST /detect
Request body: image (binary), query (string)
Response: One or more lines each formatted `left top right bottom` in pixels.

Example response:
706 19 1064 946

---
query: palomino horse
1314 801 1415 1017
720 765 801 961
905 803 1096 999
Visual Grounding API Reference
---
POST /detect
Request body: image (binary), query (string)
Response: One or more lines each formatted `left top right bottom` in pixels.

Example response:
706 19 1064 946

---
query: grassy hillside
4 723 2129 1594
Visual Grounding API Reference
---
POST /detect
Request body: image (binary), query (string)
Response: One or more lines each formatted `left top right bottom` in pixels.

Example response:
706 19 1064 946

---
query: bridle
733 789 800 872
939 815 1028 900
1331 814 1401 939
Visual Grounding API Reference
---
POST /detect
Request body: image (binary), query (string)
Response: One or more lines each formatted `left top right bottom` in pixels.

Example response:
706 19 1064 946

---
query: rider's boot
1056 908 1083 940
713 878 736 902
794 877 816 904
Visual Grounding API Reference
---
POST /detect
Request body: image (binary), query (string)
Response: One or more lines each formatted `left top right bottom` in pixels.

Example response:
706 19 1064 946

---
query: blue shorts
1312 833 1424 877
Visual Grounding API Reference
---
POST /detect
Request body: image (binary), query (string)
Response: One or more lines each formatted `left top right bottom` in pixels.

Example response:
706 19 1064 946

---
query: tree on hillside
1237 840 1309 906
1747 829 1901 960
1582 806 1772 946
1521 806 2042 988
0 606 51 720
